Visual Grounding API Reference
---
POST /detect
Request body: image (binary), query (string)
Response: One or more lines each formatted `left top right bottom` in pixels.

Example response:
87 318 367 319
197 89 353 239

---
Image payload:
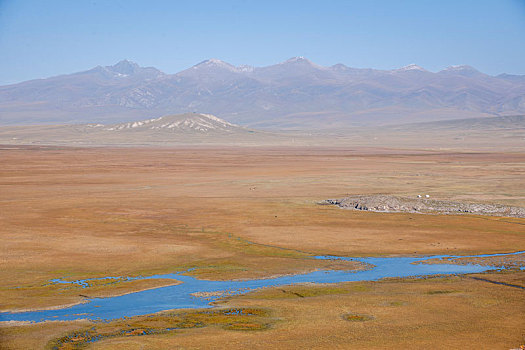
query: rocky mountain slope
1 58 524 128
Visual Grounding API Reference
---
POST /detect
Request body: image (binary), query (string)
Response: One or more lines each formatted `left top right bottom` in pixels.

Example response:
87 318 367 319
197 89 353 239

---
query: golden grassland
0 146 524 348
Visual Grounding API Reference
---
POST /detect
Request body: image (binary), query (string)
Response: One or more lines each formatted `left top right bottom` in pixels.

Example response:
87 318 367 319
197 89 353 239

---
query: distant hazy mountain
1 58 524 129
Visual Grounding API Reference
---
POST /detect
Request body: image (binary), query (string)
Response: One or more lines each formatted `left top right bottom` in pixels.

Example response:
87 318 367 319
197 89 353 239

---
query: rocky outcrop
323 195 525 218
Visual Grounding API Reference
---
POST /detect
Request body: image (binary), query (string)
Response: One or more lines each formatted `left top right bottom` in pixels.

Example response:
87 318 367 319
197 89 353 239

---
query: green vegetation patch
342 313 374 322
425 289 460 295
46 307 273 349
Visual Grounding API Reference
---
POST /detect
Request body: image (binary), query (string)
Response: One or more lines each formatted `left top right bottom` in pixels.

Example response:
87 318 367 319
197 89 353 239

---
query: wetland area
4 251 522 323
0 146 524 349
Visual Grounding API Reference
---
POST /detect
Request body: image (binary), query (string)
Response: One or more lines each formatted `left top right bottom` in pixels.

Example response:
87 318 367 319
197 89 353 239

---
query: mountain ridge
1 58 524 129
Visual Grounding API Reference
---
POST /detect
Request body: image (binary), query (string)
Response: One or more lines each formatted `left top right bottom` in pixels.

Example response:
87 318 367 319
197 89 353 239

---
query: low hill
98 113 247 134
1 114 523 151
0 113 288 146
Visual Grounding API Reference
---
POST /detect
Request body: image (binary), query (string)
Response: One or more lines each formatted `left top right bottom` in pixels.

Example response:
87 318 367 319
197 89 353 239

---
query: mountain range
1 57 524 129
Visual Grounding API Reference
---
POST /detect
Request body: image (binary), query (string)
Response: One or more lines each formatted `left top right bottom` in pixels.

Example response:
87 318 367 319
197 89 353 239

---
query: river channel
1 251 523 323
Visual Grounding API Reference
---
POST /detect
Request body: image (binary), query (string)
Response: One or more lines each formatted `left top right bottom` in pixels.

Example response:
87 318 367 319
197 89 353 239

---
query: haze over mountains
1 57 524 129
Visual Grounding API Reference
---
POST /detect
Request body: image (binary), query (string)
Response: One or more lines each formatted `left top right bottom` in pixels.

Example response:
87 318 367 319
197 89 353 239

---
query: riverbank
1 251 520 323
1 270 523 349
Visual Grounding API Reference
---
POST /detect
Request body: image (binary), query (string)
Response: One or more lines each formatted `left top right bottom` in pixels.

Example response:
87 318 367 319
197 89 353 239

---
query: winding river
1 251 523 323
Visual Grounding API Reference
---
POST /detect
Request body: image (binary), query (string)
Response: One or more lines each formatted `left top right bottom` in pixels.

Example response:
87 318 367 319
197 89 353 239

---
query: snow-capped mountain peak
442 65 480 73
237 64 255 73
439 65 483 76
285 56 306 62
201 58 228 66
282 56 314 65
444 65 472 71
190 59 255 74
275 56 327 71
395 64 427 72
193 58 238 71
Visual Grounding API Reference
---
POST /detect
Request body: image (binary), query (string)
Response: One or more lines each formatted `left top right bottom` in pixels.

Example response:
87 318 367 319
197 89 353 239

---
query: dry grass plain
0 145 524 349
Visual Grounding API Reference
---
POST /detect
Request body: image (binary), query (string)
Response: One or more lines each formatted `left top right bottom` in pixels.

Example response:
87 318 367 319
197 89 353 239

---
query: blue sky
0 0 524 85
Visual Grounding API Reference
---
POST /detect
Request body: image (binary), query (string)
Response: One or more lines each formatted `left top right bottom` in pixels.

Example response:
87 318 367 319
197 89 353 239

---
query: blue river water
1 251 523 323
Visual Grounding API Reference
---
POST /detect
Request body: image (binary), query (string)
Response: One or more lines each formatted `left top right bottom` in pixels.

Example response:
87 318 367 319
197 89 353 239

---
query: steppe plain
1 144 524 349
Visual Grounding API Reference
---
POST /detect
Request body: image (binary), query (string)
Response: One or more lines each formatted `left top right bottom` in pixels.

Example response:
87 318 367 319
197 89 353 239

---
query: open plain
0 145 524 349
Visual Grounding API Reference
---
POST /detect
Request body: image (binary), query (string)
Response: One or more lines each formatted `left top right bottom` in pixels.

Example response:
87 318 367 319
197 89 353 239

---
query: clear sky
0 0 524 85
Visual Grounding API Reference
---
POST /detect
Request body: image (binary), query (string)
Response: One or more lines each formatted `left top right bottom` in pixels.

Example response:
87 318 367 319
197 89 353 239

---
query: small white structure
425 194 430 198
417 195 422 198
